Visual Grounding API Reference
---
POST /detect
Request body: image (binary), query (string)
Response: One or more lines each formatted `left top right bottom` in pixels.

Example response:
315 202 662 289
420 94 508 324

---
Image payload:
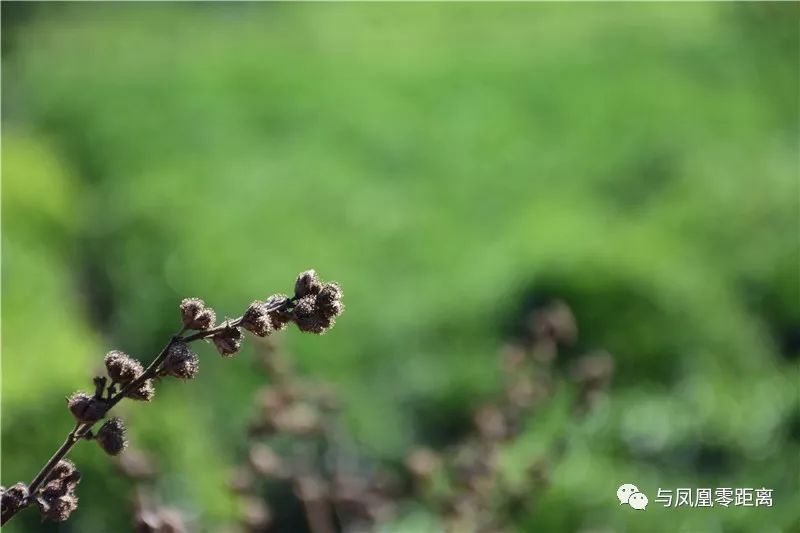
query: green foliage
2 3 797 531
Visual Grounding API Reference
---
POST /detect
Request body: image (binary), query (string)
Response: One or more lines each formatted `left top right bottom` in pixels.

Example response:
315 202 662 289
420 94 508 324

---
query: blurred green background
2 2 798 532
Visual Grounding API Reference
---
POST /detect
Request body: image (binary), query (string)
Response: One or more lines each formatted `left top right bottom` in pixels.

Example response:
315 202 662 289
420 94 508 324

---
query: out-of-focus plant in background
2 2 797 532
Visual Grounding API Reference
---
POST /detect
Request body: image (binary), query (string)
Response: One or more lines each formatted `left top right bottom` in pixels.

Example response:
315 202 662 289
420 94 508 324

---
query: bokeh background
2 2 798 532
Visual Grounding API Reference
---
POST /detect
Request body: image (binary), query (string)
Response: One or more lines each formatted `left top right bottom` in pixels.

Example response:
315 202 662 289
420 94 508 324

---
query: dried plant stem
2 297 294 526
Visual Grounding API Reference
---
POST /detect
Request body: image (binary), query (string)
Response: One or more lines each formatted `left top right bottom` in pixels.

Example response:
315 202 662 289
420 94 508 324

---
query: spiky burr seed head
104 350 144 384
213 323 243 357
264 294 291 331
1 482 29 514
125 379 156 401
291 296 334 334
315 282 343 310
294 269 322 298
179 297 216 330
241 301 273 337
95 417 128 456
48 460 80 485
292 287 343 334
163 341 199 379
314 282 345 323
36 479 79 522
67 392 107 424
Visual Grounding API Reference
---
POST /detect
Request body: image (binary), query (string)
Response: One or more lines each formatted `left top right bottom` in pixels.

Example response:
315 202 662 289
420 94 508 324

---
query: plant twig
1 271 343 526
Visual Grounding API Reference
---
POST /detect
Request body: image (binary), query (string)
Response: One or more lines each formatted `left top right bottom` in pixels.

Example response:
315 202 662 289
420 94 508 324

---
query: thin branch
1 272 342 526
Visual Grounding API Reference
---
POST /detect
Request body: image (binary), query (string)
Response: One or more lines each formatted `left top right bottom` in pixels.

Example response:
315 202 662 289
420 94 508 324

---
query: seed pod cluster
288 271 344 335
67 392 108 424
4 270 343 527
35 460 81 522
241 301 273 337
212 322 244 357
179 298 216 330
104 351 143 384
1 482 29 516
161 341 199 380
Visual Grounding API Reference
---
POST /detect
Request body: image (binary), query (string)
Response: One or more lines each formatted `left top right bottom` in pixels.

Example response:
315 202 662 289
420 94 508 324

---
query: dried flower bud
213 323 243 357
126 379 156 402
1 482 29 514
104 351 144 384
292 296 334 334
48 460 80 485
315 282 343 310
36 478 79 522
36 468 80 522
294 269 322 298
162 341 199 379
179 297 216 330
265 294 291 331
318 300 344 321
314 282 344 324
241 301 273 337
67 392 107 424
96 418 128 456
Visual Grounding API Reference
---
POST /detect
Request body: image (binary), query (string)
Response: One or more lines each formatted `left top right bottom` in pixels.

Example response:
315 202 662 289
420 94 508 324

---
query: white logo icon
618 483 648 510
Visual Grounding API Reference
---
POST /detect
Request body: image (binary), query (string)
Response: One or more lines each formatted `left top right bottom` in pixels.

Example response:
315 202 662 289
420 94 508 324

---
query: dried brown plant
0 270 344 526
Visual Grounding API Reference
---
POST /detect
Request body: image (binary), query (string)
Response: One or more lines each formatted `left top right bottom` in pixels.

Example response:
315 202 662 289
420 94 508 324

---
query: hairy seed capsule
292 297 335 334
241 301 273 337
179 298 216 330
315 283 343 310
125 379 156 401
104 350 144 384
36 480 79 522
264 294 291 331
1 482 29 514
294 270 322 298
269 310 291 332
67 392 107 424
48 460 80 484
96 418 128 456
213 323 243 357
163 341 199 379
